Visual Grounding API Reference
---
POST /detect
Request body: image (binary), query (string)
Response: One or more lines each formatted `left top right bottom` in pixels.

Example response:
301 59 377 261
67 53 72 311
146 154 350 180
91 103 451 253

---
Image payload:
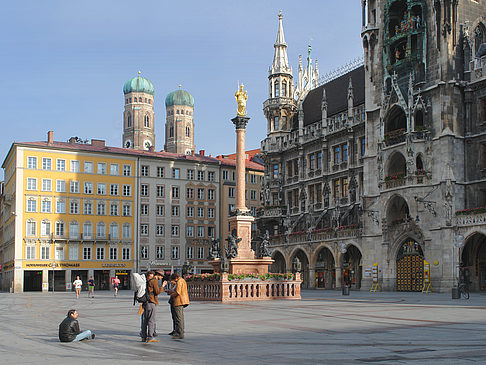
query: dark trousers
140 312 156 337
170 303 176 332
173 305 184 337
141 302 156 340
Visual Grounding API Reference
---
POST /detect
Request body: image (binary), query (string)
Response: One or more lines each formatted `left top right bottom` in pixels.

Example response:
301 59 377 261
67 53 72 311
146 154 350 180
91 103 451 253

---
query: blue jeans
72 330 92 342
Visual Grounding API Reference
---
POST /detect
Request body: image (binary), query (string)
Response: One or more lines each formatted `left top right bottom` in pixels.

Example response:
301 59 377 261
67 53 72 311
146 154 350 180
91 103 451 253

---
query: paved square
1 290 485 364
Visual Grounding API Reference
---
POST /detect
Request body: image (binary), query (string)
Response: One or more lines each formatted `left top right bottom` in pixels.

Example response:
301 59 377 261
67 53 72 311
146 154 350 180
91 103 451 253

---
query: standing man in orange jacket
167 272 189 339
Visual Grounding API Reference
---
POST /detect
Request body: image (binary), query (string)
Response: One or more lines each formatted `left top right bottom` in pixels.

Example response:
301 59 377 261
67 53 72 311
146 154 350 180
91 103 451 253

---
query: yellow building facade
1 135 137 292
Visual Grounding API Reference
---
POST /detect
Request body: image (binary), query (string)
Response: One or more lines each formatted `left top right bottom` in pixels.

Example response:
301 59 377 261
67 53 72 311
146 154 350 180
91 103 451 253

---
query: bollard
451 287 459 299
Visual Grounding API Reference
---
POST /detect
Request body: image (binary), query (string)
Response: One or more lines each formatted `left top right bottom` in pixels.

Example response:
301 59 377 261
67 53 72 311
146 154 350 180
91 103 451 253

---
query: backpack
132 273 148 305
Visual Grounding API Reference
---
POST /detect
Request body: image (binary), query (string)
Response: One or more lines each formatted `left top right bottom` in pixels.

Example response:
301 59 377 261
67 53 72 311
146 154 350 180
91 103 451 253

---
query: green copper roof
165 88 194 107
123 76 155 95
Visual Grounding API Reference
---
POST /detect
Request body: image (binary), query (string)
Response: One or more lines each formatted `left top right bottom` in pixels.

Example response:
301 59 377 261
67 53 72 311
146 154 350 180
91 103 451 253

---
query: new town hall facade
259 1 486 293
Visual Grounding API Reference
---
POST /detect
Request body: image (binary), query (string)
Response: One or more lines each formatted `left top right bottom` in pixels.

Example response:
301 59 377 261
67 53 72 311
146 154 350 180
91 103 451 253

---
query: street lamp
452 234 465 299
339 242 349 296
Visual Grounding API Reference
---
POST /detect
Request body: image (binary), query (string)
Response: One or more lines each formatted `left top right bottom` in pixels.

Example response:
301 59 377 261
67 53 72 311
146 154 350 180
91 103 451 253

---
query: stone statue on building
208 238 222 260
235 83 248 116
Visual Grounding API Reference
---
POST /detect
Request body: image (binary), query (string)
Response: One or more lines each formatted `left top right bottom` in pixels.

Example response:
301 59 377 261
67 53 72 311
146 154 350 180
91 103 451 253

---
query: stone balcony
381 173 430 191
257 205 287 218
269 226 362 246
263 97 296 110
454 212 486 228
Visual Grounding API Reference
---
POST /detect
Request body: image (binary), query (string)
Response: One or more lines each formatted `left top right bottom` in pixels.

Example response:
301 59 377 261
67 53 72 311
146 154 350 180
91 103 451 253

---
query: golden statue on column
235 83 248 116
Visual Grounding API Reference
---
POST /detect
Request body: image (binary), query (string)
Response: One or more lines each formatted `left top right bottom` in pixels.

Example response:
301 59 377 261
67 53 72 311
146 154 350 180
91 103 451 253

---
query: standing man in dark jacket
141 271 164 343
59 309 95 342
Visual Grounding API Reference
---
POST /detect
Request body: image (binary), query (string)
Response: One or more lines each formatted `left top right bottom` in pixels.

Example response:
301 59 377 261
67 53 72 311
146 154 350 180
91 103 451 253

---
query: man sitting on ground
59 309 95 342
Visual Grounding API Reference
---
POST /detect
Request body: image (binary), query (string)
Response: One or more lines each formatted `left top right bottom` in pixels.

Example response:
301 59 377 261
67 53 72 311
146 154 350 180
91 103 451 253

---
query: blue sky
0 1 362 168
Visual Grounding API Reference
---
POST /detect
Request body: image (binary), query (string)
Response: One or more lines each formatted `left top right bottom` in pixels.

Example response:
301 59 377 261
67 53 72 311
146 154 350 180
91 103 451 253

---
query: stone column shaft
236 128 246 211
231 116 250 212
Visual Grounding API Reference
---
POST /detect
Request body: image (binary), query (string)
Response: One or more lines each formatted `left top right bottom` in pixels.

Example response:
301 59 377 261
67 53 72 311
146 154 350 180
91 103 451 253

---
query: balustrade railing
454 212 486 227
187 273 301 302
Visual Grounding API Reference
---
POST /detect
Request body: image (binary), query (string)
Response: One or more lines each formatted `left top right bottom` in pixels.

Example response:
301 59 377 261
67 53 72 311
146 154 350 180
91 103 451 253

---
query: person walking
73 276 82 299
141 271 163 343
88 276 95 298
167 272 189 340
113 276 120 297
59 309 95 342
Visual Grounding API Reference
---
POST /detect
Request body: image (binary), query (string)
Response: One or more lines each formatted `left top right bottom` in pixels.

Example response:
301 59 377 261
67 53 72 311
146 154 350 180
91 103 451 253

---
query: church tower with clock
122 72 155 150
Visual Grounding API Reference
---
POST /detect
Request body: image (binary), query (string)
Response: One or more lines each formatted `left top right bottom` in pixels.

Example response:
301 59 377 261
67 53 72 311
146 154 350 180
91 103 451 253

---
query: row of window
227 187 259 200
140 245 204 260
125 97 152 105
26 157 132 175
167 109 192 116
26 197 131 216
26 178 132 196
25 220 131 239
141 185 216 200
275 138 367 179
140 224 215 238
222 170 262 184
26 245 130 261
270 79 290 98
141 204 215 219
140 165 216 181
126 114 151 129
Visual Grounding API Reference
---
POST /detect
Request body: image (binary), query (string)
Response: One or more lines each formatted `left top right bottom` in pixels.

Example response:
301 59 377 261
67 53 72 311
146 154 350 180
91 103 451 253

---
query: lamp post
452 234 464 299
51 261 56 292
339 242 349 295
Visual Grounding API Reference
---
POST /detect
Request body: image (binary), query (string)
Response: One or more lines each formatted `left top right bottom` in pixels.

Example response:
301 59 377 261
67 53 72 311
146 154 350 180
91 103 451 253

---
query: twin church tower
122 72 195 155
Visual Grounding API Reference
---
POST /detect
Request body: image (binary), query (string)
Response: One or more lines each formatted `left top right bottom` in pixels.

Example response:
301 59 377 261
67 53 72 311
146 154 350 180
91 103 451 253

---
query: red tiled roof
215 155 264 171
15 140 220 164
219 148 261 160
7 140 264 171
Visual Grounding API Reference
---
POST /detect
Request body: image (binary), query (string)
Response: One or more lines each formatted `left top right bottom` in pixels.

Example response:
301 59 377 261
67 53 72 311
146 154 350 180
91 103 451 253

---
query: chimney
47 131 54 145
91 139 106 147
149 145 155 152
199 150 205 156
69 137 76 144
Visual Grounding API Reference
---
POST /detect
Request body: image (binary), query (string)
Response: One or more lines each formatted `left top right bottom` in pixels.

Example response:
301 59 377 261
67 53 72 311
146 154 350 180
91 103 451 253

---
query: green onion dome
165 87 194 107
123 74 155 95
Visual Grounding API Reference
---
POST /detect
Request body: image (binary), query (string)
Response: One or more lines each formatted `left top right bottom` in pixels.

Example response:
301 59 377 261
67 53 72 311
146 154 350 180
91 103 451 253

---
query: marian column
229 84 254 259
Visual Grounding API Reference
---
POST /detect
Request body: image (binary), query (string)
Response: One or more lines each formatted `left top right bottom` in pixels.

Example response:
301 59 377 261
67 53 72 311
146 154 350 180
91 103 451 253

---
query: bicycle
458 282 470 300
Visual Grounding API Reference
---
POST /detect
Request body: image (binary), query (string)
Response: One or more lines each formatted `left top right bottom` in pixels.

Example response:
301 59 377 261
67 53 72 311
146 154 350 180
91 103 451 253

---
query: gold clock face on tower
144 140 152 150
125 140 132 148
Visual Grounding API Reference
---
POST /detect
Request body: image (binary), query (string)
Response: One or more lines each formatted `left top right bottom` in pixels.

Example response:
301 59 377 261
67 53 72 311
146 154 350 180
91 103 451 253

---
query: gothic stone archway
344 244 362 289
314 246 335 289
270 250 286 273
462 233 486 292
290 248 310 289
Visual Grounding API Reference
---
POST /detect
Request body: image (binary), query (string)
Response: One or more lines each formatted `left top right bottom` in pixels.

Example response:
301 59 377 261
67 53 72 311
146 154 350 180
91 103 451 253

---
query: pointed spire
271 12 290 75
348 77 354 99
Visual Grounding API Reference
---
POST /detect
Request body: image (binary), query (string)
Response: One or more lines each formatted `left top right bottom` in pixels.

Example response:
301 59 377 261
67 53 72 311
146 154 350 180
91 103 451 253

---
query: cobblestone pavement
1 289 485 364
